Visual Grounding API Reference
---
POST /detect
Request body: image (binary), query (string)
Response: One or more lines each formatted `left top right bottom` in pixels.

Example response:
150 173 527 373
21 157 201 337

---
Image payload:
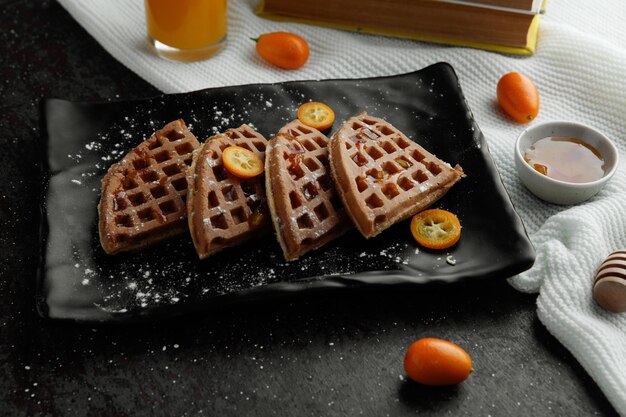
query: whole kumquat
253 32 310 70
404 338 473 386
497 72 540 124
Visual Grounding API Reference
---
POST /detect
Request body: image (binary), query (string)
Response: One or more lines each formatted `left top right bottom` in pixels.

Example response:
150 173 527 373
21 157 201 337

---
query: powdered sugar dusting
48 81 448 318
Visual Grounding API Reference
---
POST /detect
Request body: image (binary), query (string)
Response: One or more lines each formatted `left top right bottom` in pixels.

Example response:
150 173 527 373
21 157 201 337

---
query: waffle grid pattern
190 125 268 257
341 115 448 224
277 122 345 247
103 120 199 251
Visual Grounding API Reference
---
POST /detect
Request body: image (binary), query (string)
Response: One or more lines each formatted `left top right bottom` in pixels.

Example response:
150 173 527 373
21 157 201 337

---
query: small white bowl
514 121 619 205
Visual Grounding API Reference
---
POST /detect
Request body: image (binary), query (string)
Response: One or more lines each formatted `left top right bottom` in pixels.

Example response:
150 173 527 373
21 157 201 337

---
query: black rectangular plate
38 62 535 322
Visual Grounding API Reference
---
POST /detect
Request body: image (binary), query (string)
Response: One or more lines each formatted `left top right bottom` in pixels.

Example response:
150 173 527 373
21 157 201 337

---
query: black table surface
0 1 619 416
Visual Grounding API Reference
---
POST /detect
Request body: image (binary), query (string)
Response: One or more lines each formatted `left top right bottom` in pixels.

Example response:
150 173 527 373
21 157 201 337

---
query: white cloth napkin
56 0 626 414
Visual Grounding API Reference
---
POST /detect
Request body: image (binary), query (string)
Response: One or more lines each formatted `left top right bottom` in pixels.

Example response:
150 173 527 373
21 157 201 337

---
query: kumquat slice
297 102 335 130
222 146 264 179
410 209 461 250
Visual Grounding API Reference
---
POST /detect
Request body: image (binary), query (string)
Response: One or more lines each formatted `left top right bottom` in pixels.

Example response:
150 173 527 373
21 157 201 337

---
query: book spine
257 9 540 55
259 0 538 49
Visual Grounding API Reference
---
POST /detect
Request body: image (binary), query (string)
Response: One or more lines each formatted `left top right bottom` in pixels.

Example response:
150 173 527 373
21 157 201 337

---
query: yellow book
257 0 542 55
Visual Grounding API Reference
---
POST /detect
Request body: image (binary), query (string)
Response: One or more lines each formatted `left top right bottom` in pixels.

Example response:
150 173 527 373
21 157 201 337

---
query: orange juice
145 0 227 61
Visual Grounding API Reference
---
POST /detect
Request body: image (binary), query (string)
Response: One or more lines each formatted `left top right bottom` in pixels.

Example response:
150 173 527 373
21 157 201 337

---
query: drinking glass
145 0 227 62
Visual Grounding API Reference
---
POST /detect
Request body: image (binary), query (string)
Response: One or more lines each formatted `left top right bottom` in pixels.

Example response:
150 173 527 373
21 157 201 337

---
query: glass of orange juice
145 0 227 62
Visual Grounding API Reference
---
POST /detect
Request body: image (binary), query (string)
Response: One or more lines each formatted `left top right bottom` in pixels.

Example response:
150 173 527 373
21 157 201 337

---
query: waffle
98 119 200 254
187 125 270 259
265 120 351 261
328 113 464 238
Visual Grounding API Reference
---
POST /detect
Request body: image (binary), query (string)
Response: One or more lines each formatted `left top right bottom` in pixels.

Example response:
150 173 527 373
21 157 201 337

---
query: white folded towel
56 0 626 414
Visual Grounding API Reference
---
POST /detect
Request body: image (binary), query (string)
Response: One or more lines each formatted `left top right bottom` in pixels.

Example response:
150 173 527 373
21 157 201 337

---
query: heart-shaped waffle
329 113 464 238
98 119 200 254
265 120 350 261
187 125 270 259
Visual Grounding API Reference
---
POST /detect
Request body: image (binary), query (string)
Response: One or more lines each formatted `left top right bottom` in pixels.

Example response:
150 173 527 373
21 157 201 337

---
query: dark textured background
0 1 618 415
